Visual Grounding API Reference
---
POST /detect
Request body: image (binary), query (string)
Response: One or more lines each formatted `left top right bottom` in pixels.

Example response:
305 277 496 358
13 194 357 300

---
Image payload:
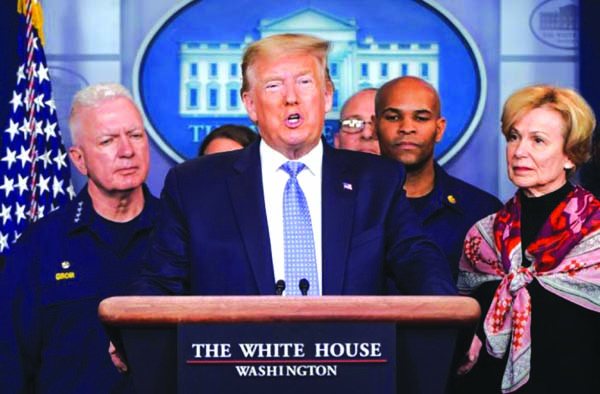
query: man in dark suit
134 34 455 297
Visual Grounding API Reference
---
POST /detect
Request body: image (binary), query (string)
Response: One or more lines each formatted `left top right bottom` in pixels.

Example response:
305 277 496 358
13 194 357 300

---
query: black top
98 212 143 252
520 182 572 267
408 190 434 217
453 183 600 394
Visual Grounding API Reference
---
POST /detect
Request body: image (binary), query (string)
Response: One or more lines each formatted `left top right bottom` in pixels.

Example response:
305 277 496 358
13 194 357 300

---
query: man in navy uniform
0 83 159 393
375 76 503 281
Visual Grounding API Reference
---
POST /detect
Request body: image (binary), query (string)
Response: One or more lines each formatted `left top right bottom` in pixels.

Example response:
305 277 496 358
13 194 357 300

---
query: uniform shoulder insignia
74 201 84 223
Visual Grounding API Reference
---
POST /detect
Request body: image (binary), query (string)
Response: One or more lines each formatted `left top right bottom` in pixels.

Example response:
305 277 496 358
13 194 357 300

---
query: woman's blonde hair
501 84 596 172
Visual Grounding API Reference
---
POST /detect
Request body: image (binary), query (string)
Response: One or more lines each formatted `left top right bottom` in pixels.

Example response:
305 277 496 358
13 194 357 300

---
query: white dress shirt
260 139 323 295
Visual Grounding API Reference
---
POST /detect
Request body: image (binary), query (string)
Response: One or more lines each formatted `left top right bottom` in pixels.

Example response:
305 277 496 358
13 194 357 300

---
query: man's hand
456 334 482 375
109 342 128 373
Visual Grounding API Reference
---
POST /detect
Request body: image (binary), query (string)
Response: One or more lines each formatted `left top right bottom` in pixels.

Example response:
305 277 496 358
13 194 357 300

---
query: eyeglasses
339 118 373 134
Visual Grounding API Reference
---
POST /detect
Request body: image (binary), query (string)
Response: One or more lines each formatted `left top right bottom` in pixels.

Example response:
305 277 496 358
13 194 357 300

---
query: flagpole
25 0 40 220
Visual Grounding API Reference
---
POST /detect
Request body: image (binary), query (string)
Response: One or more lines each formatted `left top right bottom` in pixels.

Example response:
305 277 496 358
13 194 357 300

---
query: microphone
275 279 286 295
299 279 309 296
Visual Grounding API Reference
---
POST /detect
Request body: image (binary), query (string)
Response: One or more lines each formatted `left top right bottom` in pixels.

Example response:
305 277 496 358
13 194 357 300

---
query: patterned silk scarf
458 185 600 393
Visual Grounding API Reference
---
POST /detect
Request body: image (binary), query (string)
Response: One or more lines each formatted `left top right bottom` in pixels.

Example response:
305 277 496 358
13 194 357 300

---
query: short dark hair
198 124 258 156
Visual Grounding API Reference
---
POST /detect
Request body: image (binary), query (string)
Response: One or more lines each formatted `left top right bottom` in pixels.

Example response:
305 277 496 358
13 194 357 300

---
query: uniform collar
416 163 464 220
433 163 464 213
67 183 159 234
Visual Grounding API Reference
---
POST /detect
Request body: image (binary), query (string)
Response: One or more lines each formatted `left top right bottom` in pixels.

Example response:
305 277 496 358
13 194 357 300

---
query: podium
99 296 479 394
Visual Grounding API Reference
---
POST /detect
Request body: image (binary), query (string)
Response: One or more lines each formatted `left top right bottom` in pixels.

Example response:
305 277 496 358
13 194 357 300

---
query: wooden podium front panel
99 296 479 394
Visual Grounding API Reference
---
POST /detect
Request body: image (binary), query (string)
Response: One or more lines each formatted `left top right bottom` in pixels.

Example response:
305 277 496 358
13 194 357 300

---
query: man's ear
435 117 447 143
372 113 379 132
324 81 333 113
68 146 87 177
242 91 258 123
333 132 341 148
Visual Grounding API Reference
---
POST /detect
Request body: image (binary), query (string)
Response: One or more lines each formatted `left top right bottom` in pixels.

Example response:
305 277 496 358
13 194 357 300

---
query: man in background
375 76 502 280
334 88 379 155
0 83 160 393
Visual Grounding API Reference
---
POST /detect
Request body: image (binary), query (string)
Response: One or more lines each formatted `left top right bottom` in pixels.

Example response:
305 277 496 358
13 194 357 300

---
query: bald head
340 88 377 117
375 76 441 118
374 76 446 175
335 88 379 155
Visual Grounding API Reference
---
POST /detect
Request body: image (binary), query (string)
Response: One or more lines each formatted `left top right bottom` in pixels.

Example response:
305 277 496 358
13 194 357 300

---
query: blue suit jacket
135 140 456 296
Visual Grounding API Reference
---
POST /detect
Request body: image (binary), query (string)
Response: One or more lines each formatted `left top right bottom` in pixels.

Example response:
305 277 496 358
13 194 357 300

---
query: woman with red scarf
455 85 600 393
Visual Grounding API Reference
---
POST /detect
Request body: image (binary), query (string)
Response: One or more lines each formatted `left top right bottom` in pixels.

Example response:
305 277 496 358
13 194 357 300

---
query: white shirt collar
259 139 323 177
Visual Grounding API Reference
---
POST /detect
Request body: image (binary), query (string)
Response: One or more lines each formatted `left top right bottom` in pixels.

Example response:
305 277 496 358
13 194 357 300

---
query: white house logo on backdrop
529 0 578 50
179 9 439 126
134 0 485 163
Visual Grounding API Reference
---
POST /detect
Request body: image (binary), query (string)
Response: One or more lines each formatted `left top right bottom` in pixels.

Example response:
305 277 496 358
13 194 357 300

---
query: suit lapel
321 144 355 295
228 141 275 295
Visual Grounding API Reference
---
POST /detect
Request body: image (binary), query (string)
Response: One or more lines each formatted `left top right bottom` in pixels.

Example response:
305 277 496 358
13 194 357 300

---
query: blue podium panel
178 323 396 394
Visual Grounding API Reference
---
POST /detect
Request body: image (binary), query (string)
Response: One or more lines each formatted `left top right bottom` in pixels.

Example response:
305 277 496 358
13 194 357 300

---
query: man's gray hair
69 83 134 144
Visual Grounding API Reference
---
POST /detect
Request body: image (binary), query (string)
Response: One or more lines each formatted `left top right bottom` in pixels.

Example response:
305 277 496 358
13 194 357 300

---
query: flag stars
16 64 26 84
27 63 38 80
15 203 27 224
5 119 20 141
1 4 74 255
9 91 23 113
0 176 15 197
24 87 34 111
33 92 46 112
37 63 50 83
16 174 29 195
31 36 39 51
35 205 45 221
37 149 52 169
28 204 44 222
46 98 56 115
1 148 17 170
44 121 57 141
34 119 44 137
19 120 31 137
52 176 65 198
54 151 67 170
17 146 32 167
0 204 12 225
38 175 50 196
0 232 9 253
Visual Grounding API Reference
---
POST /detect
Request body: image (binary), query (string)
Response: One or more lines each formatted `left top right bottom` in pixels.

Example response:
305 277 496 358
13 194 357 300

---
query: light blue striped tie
282 161 319 296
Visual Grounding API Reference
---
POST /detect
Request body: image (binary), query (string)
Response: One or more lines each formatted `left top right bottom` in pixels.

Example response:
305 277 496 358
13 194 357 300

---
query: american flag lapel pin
343 182 353 191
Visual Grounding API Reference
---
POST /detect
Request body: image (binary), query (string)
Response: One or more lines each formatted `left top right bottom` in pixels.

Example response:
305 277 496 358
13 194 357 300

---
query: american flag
0 0 75 255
